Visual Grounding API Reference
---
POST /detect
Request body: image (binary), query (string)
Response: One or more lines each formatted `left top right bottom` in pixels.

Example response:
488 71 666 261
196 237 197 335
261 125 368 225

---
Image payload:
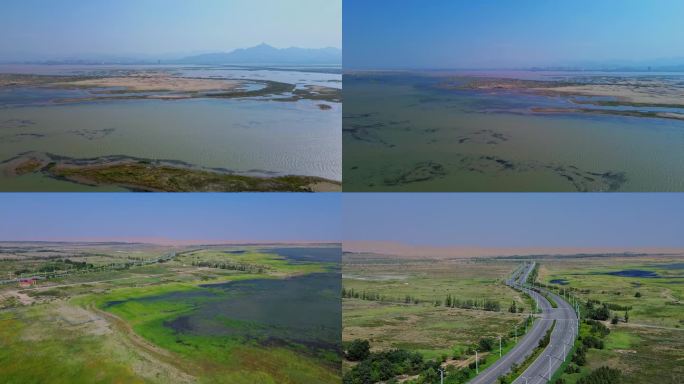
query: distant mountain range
0 44 342 66
177 44 341 65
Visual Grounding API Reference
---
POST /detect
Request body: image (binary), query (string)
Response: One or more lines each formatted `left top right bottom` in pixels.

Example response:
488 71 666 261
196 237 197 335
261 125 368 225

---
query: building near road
18 278 37 287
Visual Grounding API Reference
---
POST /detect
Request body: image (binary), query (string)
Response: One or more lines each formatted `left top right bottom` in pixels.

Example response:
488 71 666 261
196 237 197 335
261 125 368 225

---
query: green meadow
0 243 341 384
342 255 527 371
539 255 684 383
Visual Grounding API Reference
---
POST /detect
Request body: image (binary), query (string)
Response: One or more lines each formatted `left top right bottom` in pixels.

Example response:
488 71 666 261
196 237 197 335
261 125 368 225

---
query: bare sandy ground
0 291 35 305
310 181 343 192
53 73 243 93
459 77 684 107
343 241 684 259
534 83 684 106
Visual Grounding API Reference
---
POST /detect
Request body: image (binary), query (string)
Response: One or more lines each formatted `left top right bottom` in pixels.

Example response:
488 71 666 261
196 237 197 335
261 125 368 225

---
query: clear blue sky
0 0 341 60
344 0 684 69
344 194 684 247
0 194 340 243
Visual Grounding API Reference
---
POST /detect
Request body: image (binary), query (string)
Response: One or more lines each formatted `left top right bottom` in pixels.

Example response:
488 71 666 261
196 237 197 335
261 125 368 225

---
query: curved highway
468 262 577 384
515 282 577 384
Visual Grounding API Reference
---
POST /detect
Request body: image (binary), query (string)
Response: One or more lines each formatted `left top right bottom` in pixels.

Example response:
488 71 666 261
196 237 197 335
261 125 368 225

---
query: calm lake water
343 71 684 191
0 65 341 191
263 247 342 265
106 272 341 353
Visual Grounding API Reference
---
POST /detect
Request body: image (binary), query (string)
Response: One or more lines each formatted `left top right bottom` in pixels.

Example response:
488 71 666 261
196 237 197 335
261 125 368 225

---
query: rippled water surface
343 71 684 191
0 65 341 190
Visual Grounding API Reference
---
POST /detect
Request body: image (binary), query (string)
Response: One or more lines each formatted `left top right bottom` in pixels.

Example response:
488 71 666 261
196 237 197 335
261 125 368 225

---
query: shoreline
441 76 684 121
0 72 342 104
1 152 341 192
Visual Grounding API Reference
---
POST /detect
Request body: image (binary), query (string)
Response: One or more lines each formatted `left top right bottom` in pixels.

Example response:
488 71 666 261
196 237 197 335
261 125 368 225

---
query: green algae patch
87 273 341 383
1 245 341 383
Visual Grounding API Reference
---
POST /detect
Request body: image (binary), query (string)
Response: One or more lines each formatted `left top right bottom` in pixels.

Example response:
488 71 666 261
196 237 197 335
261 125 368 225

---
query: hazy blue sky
344 194 684 247
0 0 341 60
0 194 340 243
344 0 684 69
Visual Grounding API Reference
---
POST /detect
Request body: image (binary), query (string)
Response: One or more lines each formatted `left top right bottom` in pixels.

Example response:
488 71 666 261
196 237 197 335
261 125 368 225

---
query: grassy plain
342 254 528 369
0 242 341 384
538 255 683 327
537 254 684 383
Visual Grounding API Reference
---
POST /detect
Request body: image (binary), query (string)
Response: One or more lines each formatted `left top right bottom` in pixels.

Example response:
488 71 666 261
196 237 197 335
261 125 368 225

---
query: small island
3 152 341 192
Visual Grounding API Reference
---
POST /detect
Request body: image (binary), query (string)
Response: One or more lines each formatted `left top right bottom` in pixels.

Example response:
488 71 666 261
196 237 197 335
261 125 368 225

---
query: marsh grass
1 245 342 383
540 255 684 383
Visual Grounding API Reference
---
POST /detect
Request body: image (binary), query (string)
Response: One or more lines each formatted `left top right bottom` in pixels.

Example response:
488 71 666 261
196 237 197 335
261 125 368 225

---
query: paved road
469 262 577 384
515 287 577 384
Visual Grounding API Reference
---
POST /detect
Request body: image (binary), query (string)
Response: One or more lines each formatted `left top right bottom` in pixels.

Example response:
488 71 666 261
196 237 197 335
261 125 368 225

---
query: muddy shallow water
343 71 684 192
107 272 341 352
0 65 341 191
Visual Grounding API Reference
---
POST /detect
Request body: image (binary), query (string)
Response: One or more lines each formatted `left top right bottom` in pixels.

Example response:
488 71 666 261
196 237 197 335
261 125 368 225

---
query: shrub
576 366 621 384
565 364 581 374
572 346 587 366
478 337 495 352
346 339 370 361
585 319 610 337
582 335 604 349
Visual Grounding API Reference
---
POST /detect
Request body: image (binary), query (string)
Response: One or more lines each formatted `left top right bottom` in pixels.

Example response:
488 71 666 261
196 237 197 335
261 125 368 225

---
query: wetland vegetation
530 253 684 384
0 65 342 191
342 253 537 383
2 151 340 192
341 251 683 384
0 242 342 383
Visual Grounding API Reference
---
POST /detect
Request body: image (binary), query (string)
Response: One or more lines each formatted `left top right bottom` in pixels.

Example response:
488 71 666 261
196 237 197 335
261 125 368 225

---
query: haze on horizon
344 0 684 70
0 0 342 61
0 194 340 244
343 194 684 249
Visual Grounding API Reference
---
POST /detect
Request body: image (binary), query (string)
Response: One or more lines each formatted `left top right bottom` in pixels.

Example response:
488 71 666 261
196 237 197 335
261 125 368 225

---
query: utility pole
499 335 502 357
563 343 566 361
515 325 518 343
475 350 479 374
577 305 581 333
439 368 444 384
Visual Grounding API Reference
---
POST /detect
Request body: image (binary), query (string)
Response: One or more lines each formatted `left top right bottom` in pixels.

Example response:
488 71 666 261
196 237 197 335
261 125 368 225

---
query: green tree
478 337 495 351
576 366 621 384
509 300 517 313
422 367 438 384
346 339 370 361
